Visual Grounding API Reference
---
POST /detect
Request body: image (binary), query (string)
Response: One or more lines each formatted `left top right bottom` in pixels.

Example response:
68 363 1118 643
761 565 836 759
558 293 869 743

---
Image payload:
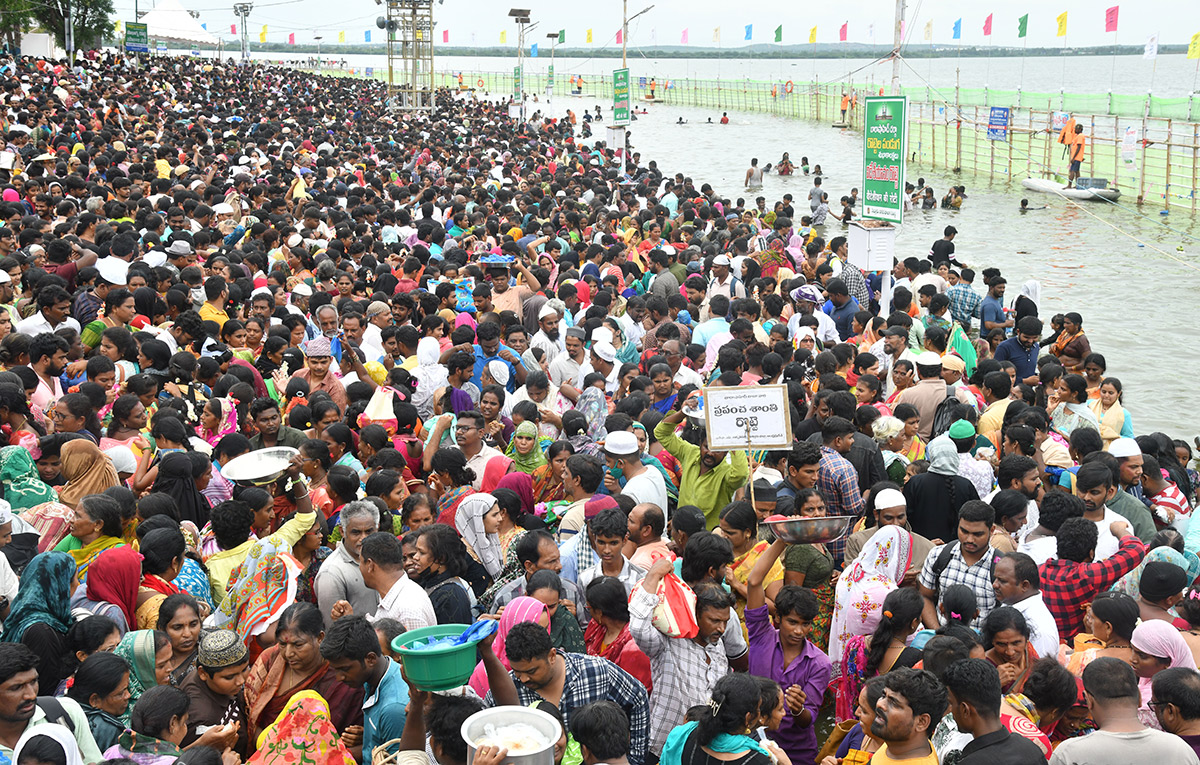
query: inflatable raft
1021 177 1121 201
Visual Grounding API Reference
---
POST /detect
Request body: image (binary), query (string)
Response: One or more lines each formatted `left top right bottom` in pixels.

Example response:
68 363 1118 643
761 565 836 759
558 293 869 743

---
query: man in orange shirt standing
1067 124 1086 188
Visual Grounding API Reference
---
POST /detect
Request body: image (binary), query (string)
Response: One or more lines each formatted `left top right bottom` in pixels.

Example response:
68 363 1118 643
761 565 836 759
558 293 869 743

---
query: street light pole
622 0 627 68
314 34 322 70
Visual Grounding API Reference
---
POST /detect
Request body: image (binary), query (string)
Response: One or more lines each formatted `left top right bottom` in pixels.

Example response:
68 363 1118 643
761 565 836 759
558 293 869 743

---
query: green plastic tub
392 624 478 691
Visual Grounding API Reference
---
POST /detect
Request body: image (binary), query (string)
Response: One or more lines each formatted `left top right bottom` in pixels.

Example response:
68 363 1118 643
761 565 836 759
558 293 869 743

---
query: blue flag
531 43 538 57
744 24 752 40
201 23 207 29
952 18 961 39
365 30 371 42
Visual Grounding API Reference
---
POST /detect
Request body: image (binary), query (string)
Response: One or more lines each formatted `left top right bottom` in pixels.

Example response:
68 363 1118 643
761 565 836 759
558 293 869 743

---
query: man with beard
655 396 749 529
630 558 732 757
787 284 840 346
530 303 564 358
498 622 650 765
985 455 1042 538
29 333 69 412
994 316 1043 386
1074 462 1133 560
919 501 1000 631
879 326 918 397
870 667 946 765
0 644 103 761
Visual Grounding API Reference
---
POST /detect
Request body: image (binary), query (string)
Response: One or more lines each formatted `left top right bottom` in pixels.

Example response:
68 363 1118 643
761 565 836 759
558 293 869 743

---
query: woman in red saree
243 602 364 741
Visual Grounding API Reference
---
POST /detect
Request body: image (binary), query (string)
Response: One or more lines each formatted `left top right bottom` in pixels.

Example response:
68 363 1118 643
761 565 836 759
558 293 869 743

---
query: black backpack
37 696 75 733
930 389 966 440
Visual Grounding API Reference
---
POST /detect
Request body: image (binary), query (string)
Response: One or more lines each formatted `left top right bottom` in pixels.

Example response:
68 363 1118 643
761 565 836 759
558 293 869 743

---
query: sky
109 0 1200 49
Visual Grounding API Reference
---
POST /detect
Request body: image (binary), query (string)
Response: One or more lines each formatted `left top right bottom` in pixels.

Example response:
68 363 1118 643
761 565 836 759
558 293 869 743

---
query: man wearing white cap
704 253 746 306
896 352 969 441
0 501 18 605
604 431 669 513
1109 437 1146 505
577 340 620 395
530 303 564 358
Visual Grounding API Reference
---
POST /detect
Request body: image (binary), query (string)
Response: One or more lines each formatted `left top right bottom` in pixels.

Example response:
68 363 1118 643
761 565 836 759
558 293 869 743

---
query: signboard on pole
548 64 554 86
862 95 907 225
1051 111 1070 132
987 106 1010 141
701 385 793 451
613 67 630 126
156 42 168 54
513 65 522 99
125 22 149 53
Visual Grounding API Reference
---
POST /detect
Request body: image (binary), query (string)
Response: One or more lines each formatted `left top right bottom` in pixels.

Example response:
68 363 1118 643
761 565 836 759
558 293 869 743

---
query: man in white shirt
992 552 1060 658
577 507 647 594
359 532 435 630
576 340 621 396
605 431 668 511
16 285 80 337
549 328 587 389
787 284 840 346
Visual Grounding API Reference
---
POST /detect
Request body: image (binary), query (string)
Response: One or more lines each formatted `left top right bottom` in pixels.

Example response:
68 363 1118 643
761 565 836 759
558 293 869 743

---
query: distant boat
1022 177 1120 202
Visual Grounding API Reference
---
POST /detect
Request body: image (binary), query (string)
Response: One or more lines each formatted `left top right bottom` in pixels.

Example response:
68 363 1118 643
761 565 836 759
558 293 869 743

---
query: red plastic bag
648 570 698 639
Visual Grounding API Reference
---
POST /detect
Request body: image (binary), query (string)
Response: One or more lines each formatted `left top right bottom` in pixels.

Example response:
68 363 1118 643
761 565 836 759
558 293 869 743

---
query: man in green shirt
654 405 750 529
248 398 308 450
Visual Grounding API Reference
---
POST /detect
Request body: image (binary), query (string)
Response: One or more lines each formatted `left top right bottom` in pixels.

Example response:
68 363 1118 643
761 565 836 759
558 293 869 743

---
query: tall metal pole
890 0 904 95
622 0 627 68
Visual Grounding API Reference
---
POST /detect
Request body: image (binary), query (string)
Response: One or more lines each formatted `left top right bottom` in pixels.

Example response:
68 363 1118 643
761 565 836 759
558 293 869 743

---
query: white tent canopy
137 0 220 47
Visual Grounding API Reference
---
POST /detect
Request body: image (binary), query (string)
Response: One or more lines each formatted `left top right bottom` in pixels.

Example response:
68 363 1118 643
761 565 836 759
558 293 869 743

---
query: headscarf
249 690 355 765
1131 620 1197 715
455 493 503 577
0 446 58 510
480 455 514 493
114 629 161 710
57 439 119 509
506 420 547 474
151 452 212 527
567 388 608 456
830 526 914 670
202 397 239 447
2 551 74 642
522 294 550 335
1018 280 1041 310
446 387 475 415
925 433 961 476
14 724 84 765
411 337 448 419
467 596 548 696
1112 546 1200 598
496 472 536 516
86 545 144 628
575 281 592 308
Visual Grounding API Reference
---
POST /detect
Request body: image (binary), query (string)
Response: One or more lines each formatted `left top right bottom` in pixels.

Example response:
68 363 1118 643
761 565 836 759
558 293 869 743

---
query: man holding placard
654 391 752 529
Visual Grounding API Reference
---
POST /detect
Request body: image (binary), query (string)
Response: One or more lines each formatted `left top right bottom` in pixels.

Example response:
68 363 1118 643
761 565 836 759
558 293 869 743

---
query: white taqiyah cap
1108 437 1142 459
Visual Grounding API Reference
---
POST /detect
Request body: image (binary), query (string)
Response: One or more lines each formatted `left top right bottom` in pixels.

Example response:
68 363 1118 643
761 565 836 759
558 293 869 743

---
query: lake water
234 50 1200 435
257 51 1200 98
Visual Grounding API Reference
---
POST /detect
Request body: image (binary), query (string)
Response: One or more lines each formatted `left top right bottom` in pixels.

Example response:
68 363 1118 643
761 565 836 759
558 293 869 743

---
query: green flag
1017 14 1028 38
558 29 565 43
774 25 783 42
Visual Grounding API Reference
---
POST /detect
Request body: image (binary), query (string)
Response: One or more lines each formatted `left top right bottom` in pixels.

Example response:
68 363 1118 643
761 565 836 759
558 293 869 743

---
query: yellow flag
1056 12 1068 37
259 24 267 42
713 27 720 43
338 30 345 43
586 28 593 43
809 26 816 43
924 20 932 41
500 30 506 43
115 19 123 31
416 29 422 39
1189 31 1200 59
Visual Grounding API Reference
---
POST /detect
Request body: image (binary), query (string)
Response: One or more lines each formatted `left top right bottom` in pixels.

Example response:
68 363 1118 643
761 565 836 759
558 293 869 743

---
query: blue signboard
987 106 1009 141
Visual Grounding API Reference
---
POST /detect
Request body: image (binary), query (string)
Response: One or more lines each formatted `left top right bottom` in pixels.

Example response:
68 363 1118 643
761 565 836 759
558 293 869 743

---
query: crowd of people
0 47 1197 765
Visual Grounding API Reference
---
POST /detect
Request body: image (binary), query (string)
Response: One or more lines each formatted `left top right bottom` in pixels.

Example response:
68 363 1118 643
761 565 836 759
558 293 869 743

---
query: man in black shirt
929 225 960 266
942 659 1045 765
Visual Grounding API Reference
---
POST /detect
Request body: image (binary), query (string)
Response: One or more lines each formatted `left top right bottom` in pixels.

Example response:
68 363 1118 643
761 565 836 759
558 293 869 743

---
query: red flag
983 14 993 36
616 28 623 44
442 30 449 42
839 22 847 41
1105 5 1119 32
230 23 236 34
288 32 295 44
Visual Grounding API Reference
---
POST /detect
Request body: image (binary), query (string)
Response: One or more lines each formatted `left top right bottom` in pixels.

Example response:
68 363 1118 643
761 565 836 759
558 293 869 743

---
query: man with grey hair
315 500 380 627
313 303 339 338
